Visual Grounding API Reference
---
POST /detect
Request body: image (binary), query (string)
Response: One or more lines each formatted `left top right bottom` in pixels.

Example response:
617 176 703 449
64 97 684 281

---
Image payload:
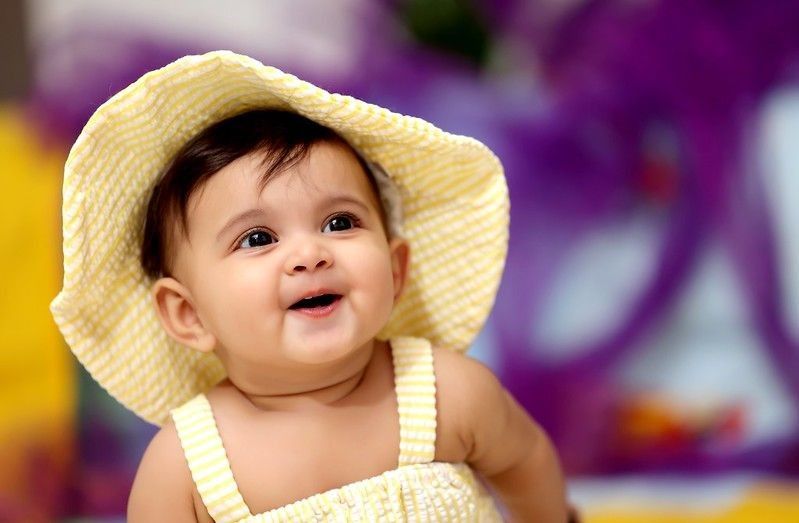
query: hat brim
50 51 508 425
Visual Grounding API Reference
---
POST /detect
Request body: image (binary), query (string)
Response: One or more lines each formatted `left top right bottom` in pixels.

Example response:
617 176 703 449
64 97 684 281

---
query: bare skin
128 342 569 521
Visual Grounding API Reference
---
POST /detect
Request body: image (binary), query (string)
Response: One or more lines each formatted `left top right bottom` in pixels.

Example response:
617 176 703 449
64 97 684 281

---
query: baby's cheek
211 270 278 330
358 252 397 311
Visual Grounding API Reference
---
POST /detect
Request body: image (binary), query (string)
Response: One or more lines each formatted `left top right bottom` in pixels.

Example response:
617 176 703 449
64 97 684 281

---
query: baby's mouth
288 293 342 310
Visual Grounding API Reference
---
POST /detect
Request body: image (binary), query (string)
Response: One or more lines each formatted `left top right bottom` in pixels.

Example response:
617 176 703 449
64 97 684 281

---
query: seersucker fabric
171 337 504 522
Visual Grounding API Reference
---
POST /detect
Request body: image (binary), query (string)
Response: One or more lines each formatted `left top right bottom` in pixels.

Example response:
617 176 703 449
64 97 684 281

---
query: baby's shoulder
430 346 507 461
128 418 203 522
431 346 503 402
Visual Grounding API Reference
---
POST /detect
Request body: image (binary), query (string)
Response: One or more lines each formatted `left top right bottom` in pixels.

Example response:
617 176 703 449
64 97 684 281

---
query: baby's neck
224 339 385 412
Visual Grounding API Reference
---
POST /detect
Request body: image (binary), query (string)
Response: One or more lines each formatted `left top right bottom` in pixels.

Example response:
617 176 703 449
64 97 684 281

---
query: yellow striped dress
171 337 504 522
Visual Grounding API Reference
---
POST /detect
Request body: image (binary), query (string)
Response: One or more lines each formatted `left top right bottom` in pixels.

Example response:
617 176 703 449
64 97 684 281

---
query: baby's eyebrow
323 195 371 214
216 208 266 242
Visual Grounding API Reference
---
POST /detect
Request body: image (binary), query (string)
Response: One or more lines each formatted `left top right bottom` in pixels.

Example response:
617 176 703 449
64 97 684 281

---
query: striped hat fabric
50 51 509 425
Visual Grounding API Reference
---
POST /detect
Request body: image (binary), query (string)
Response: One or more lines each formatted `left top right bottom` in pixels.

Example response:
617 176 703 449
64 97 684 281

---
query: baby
51 51 571 522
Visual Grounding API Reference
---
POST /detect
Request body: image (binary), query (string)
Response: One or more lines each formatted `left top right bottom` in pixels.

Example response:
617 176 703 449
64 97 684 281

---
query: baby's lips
284 286 343 310
289 293 343 310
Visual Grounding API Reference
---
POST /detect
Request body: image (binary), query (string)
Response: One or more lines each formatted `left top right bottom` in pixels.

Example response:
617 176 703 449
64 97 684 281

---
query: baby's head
140 109 410 385
50 51 507 424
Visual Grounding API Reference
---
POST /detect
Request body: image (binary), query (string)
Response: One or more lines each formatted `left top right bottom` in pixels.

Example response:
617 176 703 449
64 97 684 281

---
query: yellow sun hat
50 50 509 425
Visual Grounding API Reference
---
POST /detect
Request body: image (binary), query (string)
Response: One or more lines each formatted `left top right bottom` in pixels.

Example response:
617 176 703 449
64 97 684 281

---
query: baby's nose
291 258 330 273
284 241 332 274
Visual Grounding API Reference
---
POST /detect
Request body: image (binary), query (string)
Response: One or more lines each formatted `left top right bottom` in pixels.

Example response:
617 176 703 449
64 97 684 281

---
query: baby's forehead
192 141 379 207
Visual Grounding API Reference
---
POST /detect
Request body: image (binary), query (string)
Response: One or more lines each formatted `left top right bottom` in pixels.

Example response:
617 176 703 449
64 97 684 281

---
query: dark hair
140 109 383 279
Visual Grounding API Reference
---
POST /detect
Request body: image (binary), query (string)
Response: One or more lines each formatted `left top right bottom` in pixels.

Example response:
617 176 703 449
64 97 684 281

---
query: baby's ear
389 238 411 303
151 277 216 353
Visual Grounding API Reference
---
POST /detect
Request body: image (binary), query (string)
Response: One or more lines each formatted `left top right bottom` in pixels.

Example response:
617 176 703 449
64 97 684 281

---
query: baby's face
167 141 407 385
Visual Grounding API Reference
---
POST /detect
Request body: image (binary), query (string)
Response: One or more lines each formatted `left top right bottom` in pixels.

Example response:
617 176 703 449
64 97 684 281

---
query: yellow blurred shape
584 481 799 523
0 105 74 513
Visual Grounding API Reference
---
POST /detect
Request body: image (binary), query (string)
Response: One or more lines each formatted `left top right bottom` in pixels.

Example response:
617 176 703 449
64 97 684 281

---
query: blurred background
1 0 798 521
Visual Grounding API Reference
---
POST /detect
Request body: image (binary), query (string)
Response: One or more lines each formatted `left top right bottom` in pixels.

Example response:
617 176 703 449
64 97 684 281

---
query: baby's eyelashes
237 228 277 250
322 213 360 233
234 212 363 250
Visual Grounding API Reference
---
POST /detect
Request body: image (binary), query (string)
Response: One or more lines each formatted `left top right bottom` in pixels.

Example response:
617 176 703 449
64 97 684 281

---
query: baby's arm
434 348 570 522
128 420 200 522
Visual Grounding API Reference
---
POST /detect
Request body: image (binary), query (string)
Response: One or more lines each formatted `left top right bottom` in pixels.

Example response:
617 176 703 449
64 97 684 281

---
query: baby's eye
237 229 277 249
322 214 357 233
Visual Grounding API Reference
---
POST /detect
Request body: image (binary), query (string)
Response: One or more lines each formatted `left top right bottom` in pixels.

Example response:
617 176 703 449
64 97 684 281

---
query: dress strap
390 336 437 466
171 394 252 523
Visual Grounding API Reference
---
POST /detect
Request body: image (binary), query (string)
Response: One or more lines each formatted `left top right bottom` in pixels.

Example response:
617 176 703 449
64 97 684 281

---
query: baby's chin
281 332 376 366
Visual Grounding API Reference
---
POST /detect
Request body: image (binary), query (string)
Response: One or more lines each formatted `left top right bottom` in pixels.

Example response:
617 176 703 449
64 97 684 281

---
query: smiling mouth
289 293 342 310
